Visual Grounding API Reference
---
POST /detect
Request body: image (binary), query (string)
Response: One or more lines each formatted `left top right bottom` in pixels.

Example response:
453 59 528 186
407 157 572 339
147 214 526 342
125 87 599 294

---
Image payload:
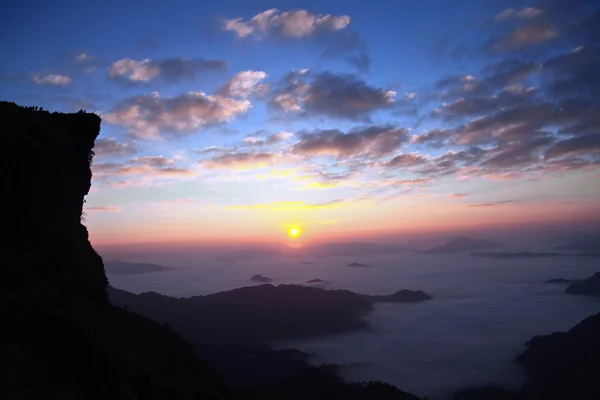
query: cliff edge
0 102 233 400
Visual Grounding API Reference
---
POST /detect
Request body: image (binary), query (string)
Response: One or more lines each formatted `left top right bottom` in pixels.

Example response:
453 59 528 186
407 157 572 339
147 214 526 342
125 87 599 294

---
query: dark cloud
92 161 194 177
291 125 408 159
271 71 396 121
482 134 554 168
94 138 138 158
545 134 600 159
200 152 276 169
411 129 453 148
436 86 536 121
107 57 226 84
542 46 600 100
347 52 371 73
385 153 429 168
483 58 541 87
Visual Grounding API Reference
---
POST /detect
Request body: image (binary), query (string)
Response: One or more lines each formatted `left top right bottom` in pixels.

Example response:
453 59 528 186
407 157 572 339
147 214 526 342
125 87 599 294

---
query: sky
2 0 599 246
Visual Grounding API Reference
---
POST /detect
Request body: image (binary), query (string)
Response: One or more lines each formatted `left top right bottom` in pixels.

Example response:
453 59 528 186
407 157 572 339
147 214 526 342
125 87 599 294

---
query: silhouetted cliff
2 101 107 305
0 102 233 399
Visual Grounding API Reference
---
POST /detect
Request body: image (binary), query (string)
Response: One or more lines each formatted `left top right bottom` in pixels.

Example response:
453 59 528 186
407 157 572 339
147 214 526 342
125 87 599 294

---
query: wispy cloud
32 73 71 85
466 200 519 208
225 200 348 211
85 206 122 212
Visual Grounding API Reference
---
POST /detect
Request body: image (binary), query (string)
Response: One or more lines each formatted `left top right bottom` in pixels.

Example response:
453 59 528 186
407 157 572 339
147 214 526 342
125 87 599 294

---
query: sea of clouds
105 242 600 400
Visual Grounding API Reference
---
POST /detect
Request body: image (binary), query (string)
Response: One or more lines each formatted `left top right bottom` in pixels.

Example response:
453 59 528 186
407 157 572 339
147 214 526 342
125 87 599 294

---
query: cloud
103 91 251 138
73 52 97 64
435 85 536 121
291 125 408 159
222 10 367 71
482 135 553 168
493 7 544 21
218 70 268 97
483 59 541 88
243 131 294 146
271 71 396 120
222 9 350 39
385 153 429 168
466 200 519 207
449 193 469 199
129 156 174 168
94 138 138 158
200 152 277 169
545 134 600 159
492 21 559 51
32 74 71 85
542 46 600 100
114 165 194 177
92 162 195 177
85 206 122 212
107 57 226 83
225 200 346 211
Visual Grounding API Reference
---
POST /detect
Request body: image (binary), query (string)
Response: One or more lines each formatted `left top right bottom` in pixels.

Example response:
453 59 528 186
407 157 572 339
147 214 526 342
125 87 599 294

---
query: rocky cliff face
2 101 107 305
0 102 233 400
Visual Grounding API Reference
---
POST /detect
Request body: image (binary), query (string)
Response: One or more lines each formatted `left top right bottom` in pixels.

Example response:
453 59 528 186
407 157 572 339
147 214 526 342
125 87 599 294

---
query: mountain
422 237 499 254
310 242 412 257
108 284 429 392
0 102 233 399
104 260 173 275
556 239 600 252
516 312 600 399
472 251 600 259
347 262 373 268
545 278 581 284
251 274 273 283
565 272 600 297
366 290 432 303
545 232 600 243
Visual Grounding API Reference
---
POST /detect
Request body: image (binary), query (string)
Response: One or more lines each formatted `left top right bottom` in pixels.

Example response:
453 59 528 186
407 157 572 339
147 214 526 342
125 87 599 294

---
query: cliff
2 101 107 305
0 102 233 399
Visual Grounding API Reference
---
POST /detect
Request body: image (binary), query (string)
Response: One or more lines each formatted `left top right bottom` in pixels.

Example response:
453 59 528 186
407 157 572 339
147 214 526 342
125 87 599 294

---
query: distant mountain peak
423 236 499 254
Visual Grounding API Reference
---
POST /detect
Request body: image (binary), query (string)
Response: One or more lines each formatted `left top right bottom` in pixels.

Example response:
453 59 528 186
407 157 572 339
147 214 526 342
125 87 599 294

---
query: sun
289 227 300 238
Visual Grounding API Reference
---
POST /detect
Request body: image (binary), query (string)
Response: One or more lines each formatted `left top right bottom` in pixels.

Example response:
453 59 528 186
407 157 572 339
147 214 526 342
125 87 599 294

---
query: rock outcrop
0 102 232 399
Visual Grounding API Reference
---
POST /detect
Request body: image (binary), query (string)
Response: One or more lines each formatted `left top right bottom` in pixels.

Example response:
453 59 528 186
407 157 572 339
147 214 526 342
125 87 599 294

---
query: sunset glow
1 1 598 248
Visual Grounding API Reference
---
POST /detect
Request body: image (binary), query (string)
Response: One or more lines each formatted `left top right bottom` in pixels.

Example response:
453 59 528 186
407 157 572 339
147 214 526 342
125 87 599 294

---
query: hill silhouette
556 239 600 252
422 237 499 254
565 272 600 297
104 260 173 275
